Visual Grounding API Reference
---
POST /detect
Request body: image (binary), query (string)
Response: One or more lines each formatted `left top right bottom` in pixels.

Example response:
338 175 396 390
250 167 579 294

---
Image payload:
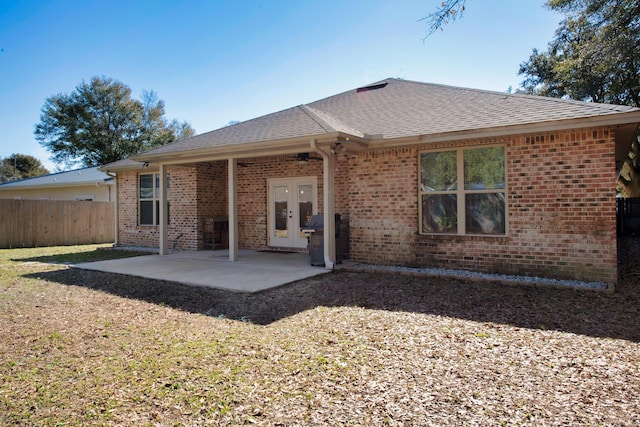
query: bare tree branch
420 0 468 40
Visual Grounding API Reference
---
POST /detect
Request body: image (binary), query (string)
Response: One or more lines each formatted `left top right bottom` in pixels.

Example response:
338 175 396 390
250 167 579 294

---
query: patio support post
159 163 168 255
106 171 119 246
310 139 335 269
228 157 239 261
113 176 118 246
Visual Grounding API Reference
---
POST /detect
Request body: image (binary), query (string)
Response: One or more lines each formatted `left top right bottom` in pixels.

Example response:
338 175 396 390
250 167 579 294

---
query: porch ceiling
130 132 367 167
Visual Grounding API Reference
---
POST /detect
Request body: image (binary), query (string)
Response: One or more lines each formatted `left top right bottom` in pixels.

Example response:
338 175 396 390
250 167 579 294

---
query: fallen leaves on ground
1 240 639 426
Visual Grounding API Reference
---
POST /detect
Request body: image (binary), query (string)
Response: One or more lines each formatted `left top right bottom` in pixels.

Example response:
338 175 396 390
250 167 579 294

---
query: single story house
0 166 114 201
101 78 640 288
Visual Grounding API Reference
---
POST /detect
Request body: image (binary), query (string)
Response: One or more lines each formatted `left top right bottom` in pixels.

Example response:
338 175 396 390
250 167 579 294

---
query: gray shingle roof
107 78 640 165
308 79 639 138
0 167 113 189
133 105 333 157
98 158 146 171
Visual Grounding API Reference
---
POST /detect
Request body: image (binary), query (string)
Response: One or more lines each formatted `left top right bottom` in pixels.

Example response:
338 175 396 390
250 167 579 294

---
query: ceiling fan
294 152 323 163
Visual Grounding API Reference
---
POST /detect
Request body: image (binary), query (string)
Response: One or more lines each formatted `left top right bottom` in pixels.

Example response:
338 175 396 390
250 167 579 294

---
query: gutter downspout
310 139 335 269
106 171 119 246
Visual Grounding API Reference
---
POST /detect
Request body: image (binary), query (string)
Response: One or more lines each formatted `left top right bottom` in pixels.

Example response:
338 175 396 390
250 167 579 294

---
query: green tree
519 0 639 105
168 118 197 140
34 76 195 169
518 0 640 195
0 154 50 183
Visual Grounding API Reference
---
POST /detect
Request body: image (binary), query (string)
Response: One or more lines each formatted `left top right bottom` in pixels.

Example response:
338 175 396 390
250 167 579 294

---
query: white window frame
139 173 169 226
419 144 507 236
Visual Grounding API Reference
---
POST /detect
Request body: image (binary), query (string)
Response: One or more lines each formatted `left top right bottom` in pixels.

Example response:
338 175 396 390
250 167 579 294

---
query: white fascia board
129 132 365 166
0 180 113 190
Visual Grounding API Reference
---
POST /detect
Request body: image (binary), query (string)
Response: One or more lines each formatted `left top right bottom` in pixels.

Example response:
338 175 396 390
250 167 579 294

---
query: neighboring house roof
101 78 640 169
0 167 114 189
99 158 146 171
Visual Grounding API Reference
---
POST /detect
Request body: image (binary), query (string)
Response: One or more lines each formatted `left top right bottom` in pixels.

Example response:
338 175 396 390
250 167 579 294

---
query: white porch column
228 158 239 261
158 163 168 255
323 153 336 269
311 139 336 269
109 172 119 246
114 177 119 245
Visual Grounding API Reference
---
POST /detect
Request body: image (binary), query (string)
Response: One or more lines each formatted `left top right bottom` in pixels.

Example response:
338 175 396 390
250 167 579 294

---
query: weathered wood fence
617 197 640 236
0 200 115 248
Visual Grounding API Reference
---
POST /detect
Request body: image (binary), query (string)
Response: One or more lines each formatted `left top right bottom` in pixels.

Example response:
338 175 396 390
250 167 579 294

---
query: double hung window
139 173 170 225
420 146 506 235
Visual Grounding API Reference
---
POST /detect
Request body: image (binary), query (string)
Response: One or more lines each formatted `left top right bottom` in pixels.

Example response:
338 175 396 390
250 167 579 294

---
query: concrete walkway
73 250 330 293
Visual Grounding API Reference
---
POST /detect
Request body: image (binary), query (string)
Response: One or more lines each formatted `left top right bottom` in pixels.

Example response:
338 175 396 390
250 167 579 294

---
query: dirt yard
0 239 639 426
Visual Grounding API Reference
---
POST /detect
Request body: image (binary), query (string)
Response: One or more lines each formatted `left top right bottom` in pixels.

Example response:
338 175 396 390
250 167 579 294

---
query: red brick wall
505 128 617 284
348 147 417 265
168 167 198 250
233 154 351 252
116 155 329 252
196 161 228 249
117 167 201 251
115 127 617 285
347 128 618 285
236 155 324 250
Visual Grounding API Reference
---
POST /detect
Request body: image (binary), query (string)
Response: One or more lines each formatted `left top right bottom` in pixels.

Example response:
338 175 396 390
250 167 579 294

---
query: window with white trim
139 173 170 226
419 145 506 235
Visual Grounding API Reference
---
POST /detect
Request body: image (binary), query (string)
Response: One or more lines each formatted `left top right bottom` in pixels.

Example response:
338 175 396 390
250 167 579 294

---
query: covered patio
73 249 330 293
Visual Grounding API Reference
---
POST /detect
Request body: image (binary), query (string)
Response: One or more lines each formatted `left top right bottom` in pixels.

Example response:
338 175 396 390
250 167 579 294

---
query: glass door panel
274 185 289 239
298 184 313 238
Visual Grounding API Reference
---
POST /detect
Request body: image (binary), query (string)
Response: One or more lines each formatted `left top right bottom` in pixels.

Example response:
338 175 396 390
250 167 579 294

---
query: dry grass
1 241 639 426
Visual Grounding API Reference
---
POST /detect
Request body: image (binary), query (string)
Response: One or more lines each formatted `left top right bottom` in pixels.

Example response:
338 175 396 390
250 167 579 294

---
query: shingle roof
109 78 640 164
132 105 334 157
0 167 113 189
308 79 639 138
98 158 146 171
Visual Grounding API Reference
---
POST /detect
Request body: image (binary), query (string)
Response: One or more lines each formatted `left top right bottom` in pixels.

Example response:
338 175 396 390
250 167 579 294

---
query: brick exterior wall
117 167 200 251
116 154 329 252
236 155 324 250
115 127 618 285
348 147 418 265
195 161 227 249
347 127 618 285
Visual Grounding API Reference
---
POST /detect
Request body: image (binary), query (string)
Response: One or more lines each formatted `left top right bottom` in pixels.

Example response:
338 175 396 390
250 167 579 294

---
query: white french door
268 177 317 249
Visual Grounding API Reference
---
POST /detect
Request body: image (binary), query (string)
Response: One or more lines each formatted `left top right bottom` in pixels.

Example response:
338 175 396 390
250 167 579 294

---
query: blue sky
0 1 561 171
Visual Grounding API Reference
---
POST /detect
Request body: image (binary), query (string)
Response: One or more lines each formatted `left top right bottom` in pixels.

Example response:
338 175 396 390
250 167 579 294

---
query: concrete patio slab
73 250 330 293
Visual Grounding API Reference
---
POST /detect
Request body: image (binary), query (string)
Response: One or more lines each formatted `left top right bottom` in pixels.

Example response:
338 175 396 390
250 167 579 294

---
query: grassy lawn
1 244 639 426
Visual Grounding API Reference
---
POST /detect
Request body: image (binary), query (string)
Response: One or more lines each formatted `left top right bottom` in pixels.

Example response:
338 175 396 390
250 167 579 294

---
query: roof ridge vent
356 82 388 93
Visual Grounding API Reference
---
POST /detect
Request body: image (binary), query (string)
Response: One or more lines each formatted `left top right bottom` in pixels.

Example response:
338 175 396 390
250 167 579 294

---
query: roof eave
367 112 640 149
98 163 146 173
0 180 114 190
102 110 640 171
128 131 367 167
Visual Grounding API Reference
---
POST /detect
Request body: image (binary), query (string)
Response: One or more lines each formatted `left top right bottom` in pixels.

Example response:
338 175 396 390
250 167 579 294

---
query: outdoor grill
303 214 344 266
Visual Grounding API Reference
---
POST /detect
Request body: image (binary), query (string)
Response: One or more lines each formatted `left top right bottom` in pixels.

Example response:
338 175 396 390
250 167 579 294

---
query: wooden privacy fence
617 197 640 236
0 200 115 248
